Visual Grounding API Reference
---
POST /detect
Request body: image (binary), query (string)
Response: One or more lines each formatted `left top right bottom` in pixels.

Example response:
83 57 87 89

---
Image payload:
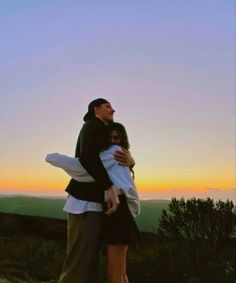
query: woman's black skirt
102 194 140 245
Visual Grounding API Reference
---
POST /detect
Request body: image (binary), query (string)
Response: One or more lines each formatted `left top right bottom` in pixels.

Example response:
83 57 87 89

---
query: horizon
0 188 235 204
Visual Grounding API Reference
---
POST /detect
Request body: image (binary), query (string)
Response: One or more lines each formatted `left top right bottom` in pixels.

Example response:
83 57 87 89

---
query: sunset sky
0 0 235 201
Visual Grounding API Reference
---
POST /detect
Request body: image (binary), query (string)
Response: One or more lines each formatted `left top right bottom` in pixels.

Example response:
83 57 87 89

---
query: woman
46 123 140 283
103 123 140 283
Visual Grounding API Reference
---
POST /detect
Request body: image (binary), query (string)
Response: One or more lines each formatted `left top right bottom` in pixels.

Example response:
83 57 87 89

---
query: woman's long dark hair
106 122 134 178
106 122 130 150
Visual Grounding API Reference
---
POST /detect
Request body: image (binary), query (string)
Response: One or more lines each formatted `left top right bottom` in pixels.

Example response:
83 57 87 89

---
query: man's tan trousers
58 211 103 283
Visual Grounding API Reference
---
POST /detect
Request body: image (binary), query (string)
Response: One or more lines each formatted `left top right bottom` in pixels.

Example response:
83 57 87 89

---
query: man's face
95 103 115 123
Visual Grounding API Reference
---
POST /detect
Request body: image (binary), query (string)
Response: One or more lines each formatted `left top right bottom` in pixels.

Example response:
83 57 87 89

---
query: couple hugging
46 98 140 283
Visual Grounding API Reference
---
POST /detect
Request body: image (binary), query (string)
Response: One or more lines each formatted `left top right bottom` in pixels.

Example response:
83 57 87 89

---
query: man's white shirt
63 195 103 214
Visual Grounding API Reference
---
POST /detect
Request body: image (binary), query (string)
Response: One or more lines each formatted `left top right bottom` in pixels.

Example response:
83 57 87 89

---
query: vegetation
0 213 66 283
0 198 235 283
157 198 236 282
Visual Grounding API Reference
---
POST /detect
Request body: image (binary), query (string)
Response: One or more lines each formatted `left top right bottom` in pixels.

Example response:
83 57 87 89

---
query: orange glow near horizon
0 161 235 198
0 178 234 194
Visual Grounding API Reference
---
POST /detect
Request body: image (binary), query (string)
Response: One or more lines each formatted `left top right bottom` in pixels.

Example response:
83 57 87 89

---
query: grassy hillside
0 199 235 283
0 196 170 232
0 212 158 283
135 199 170 232
0 196 66 219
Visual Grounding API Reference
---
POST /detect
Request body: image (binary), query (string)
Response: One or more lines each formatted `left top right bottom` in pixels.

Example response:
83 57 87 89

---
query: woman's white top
45 145 140 217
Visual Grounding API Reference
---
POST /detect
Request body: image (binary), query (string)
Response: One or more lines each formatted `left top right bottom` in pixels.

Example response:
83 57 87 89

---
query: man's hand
105 186 120 215
114 149 135 167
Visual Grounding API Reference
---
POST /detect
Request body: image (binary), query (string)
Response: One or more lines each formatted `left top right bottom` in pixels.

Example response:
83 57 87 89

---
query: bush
157 198 236 283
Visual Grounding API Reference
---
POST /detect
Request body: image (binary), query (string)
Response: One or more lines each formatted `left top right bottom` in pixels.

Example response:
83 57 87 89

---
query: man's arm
114 149 135 167
78 120 113 191
79 120 120 213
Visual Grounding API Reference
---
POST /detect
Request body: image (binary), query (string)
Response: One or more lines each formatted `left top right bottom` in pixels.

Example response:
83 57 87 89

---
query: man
58 98 134 283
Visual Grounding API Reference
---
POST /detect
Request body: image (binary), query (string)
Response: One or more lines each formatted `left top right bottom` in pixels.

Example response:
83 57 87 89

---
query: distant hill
0 195 170 232
0 195 66 219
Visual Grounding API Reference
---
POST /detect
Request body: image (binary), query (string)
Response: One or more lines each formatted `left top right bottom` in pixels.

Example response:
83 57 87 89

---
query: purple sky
0 0 235 201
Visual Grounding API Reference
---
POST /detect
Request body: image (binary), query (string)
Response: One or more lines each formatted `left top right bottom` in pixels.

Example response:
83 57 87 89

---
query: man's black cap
83 98 109 121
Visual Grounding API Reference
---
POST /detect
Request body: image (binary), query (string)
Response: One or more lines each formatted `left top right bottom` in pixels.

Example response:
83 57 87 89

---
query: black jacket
65 118 113 202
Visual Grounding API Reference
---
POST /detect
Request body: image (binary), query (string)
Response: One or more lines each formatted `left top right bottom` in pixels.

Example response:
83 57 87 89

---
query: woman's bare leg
123 273 129 283
123 246 129 283
107 244 128 283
